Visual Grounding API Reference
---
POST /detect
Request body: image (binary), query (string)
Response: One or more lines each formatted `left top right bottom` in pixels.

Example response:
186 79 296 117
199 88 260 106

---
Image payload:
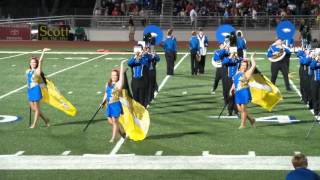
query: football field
0 48 320 179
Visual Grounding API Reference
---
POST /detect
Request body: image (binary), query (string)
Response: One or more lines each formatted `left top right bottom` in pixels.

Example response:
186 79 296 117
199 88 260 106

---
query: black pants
271 58 290 90
311 80 320 115
131 78 147 107
212 67 223 91
165 52 175 75
237 49 244 58
299 65 311 103
222 65 236 115
190 51 199 75
198 55 206 74
146 70 157 105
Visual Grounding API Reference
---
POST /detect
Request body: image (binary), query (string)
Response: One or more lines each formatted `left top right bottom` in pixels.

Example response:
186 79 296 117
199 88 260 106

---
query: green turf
0 49 319 179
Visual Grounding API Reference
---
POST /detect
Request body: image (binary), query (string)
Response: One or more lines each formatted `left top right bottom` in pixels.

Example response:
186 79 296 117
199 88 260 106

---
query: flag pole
83 100 106 132
29 107 31 127
218 95 233 120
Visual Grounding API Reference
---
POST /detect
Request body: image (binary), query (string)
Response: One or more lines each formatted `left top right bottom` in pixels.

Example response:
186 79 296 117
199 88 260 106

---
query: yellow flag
118 89 150 141
249 73 283 112
40 79 77 116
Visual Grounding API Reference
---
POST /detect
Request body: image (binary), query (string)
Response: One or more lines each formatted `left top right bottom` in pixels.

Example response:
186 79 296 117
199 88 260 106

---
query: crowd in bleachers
173 0 320 17
93 0 162 16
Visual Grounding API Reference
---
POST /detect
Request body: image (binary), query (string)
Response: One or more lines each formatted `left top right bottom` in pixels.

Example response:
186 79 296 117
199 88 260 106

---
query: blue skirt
105 101 123 118
235 88 251 105
27 86 42 102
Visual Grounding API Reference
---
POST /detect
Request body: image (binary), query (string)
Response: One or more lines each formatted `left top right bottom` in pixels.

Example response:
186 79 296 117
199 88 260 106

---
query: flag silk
119 89 150 141
40 79 77 116
249 73 283 112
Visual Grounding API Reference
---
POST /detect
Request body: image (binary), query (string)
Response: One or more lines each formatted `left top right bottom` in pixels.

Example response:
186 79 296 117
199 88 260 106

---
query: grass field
0 48 319 179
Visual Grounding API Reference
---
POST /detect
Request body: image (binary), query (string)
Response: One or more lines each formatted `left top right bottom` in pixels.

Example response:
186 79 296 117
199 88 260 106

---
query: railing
0 15 319 31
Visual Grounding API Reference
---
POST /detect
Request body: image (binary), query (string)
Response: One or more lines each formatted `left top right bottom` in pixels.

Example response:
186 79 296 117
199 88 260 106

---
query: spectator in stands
199 6 209 27
93 7 102 16
128 16 135 42
286 153 320 180
112 6 120 16
190 7 197 29
139 8 147 27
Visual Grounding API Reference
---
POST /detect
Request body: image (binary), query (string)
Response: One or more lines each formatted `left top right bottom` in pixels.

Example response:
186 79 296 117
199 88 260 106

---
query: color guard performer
230 53 256 129
26 48 50 129
102 59 127 143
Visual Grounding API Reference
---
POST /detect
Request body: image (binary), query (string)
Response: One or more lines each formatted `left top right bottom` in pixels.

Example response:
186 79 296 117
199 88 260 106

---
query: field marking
61 151 71 156
1 153 320 170
109 137 125 155
109 53 189 155
155 151 163 156
14 151 25 156
288 79 315 116
202 151 210 156
0 54 108 100
0 50 42 60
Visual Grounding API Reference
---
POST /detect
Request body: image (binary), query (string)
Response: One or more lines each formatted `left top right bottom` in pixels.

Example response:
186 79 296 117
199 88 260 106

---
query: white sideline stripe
0 51 269 55
1 155 320 170
0 54 108 100
0 50 42 60
83 154 135 157
61 151 71 156
109 53 189 155
155 151 163 156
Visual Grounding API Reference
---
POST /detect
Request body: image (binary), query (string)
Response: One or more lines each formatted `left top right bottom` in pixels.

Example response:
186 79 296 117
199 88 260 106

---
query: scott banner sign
38 24 70 40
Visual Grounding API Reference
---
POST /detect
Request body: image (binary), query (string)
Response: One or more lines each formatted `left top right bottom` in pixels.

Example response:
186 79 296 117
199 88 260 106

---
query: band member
128 46 149 107
145 47 160 105
297 49 312 106
309 52 320 115
26 48 50 129
236 30 247 58
267 39 291 91
162 29 177 75
189 31 200 75
230 53 256 129
222 49 242 116
284 38 294 69
211 43 229 94
102 60 127 143
197 28 209 74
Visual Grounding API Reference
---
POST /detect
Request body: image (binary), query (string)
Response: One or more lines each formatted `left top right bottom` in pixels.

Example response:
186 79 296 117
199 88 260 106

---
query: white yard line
61 151 71 156
109 53 189 155
0 54 108 100
288 79 315 116
0 50 42 60
155 151 163 156
1 153 320 170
